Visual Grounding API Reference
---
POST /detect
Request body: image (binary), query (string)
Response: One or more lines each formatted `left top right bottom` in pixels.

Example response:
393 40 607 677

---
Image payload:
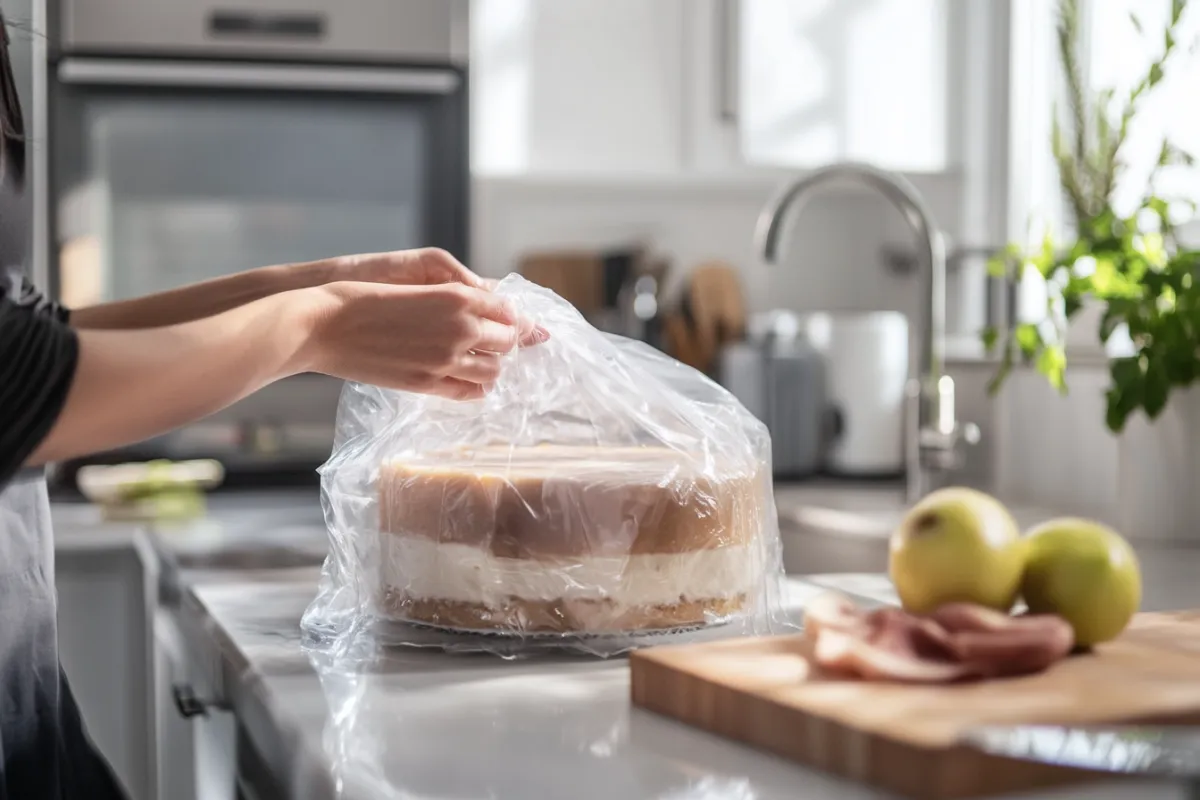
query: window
738 0 951 173
1008 0 1200 327
1087 0 1200 215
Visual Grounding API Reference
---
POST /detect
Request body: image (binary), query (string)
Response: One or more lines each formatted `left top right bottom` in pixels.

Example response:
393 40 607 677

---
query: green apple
889 487 1026 614
1021 518 1141 647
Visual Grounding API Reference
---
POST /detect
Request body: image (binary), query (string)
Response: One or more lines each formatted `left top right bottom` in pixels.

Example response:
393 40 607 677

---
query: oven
36 0 469 489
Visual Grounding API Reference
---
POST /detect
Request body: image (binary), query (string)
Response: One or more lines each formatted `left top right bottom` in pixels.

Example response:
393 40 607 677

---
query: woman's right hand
299 280 549 400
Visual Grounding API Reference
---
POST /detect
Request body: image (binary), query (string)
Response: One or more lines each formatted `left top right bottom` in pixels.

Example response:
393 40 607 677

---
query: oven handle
56 57 460 94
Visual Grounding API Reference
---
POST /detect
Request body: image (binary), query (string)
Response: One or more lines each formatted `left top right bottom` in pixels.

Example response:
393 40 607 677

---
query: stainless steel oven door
45 58 468 471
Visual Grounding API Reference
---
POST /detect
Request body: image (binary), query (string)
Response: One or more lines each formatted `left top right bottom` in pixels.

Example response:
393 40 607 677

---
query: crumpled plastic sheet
303 638 818 800
301 272 788 659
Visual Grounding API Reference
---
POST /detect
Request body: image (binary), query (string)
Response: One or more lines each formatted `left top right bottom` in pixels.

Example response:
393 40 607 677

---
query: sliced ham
802 592 1075 684
930 603 1075 677
811 606 974 683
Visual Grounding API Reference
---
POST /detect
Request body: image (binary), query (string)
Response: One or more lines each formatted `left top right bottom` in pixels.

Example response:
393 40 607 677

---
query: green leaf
987 243 1024 278
1037 345 1069 393
1130 12 1145 35
1106 357 1146 433
1172 0 1186 25
1143 361 1171 417
986 342 1015 397
1015 322 1042 358
1150 61 1165 86
981 325 1000 352
1111 355 1143 387
1105 387 1133 433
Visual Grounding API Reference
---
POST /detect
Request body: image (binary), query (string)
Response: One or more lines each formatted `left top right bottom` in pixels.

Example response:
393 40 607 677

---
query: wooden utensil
518 251 605 314
631 610 1200 799
662 312 708 372
685 261 747 373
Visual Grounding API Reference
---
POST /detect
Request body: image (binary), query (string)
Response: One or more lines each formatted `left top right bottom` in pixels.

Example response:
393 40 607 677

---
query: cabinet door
690 0 953 174
471 0 686 176
57 545 152 800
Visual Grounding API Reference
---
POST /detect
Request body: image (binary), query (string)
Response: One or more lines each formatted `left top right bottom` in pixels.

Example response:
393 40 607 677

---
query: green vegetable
983 0 1200 433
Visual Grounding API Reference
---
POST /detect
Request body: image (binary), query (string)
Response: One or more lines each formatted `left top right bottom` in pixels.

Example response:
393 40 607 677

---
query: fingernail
535 325 550 342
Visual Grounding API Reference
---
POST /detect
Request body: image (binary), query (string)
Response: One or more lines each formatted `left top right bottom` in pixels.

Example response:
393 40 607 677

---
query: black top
0 11 78 489
0 269 78 488
0 15 128 800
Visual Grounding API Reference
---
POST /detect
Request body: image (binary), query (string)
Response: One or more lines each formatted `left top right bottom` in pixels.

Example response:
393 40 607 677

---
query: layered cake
376 445 765 635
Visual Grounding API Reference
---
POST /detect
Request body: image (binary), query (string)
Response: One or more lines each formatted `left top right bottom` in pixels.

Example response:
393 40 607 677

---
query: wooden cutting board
630 610 1200 799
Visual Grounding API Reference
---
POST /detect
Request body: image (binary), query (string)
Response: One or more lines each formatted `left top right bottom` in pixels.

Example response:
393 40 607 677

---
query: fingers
456 286 550 350
463 286 518 325
521 322 551 347
418 248 488 289
472 318 520 354
428 377 489 402
447 350 502 384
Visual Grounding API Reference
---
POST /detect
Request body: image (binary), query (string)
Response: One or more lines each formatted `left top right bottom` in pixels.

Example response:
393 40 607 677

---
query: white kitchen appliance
800 311 909 477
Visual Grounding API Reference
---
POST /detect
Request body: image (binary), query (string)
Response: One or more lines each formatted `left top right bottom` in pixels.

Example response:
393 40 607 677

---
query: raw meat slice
802 592 1074 683
930 603 1075 676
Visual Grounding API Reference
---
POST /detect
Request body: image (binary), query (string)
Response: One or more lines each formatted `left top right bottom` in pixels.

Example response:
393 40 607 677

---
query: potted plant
983 0 1199 539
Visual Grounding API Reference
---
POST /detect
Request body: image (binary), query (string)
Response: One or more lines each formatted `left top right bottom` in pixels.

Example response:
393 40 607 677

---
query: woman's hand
330 247 497 291
301 280 547 400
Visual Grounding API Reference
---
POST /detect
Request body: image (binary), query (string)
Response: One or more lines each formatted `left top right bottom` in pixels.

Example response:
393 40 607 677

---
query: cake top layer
378 444 761 556
382 444 726 482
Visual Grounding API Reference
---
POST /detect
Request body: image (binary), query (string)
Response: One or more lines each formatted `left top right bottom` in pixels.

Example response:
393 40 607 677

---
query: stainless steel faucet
753 161 979 502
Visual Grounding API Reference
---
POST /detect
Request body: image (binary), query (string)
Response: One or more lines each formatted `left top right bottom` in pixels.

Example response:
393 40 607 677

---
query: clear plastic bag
301 273 788 657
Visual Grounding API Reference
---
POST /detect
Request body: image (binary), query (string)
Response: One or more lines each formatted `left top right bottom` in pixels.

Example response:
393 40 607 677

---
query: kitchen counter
773 480 1064 539
171 565 1185 800
51 487 1200 800
772 481 1200 612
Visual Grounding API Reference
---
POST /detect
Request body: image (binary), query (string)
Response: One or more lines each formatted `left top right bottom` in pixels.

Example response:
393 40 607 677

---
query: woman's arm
69 248 488 331
30 290 314 464
69 260 331 330
24 279 540 469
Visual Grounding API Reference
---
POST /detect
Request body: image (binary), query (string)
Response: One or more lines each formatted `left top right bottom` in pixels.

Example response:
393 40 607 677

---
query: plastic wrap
301 273 787 657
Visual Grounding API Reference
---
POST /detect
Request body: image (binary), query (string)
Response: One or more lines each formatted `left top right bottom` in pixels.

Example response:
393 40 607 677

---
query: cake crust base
381 590 748 635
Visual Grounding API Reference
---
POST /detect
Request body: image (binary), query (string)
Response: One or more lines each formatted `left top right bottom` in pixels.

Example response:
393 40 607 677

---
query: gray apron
1 161 126 797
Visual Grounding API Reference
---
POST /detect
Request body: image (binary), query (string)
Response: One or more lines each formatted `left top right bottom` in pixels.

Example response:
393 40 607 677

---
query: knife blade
960 724 1200 780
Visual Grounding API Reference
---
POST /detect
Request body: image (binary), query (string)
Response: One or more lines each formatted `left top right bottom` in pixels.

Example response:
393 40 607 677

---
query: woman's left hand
331 247 495 291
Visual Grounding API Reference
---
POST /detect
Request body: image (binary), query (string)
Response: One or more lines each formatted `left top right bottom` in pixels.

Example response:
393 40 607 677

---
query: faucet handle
919 420 981 472
917 375 981 473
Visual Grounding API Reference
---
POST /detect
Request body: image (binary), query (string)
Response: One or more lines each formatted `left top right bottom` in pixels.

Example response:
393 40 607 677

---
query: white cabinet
56 539 154 800
736 0 951 173
471 0 958 179
471 0 686 177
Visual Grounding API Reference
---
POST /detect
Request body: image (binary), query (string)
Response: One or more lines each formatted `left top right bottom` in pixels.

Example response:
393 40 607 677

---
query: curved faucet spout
753 161 970 501
753 161 946 381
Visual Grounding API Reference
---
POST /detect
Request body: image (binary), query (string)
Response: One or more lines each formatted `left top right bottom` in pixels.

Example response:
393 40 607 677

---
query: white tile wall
471 173 976 334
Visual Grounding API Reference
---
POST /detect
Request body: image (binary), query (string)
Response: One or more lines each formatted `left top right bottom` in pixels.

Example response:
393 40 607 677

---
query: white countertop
50 487 1200 800
178 569 1187 800
773 482 1065 540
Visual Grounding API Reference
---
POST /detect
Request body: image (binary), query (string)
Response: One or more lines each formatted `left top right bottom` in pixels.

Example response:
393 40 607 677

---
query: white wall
471 173 970 332
468 0 1003 339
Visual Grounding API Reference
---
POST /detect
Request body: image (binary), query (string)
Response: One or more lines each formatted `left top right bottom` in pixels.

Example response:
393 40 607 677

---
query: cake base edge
380 590 749 636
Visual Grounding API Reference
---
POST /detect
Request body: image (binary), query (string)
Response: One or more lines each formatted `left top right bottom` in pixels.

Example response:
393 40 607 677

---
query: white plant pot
1115 385 1200 543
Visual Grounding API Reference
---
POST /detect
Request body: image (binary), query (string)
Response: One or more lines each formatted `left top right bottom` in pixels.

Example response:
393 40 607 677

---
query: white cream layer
380 534 761 607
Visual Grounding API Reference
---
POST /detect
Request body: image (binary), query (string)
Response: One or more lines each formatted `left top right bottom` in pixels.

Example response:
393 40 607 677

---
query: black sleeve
0 277 79 489
12 276 71 323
